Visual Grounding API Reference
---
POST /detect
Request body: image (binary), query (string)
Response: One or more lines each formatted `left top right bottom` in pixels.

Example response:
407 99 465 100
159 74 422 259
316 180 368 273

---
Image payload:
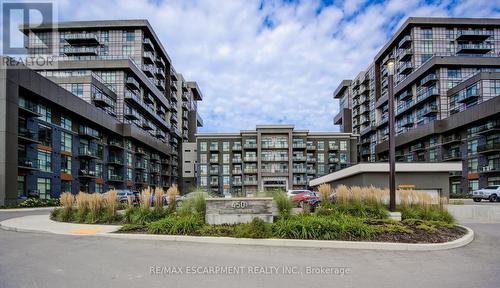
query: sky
19 0 500 132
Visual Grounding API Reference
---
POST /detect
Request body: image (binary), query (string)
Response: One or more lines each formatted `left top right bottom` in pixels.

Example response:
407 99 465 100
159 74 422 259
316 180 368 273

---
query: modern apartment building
195 125 357 196
333 17 500 194
0 20 204 205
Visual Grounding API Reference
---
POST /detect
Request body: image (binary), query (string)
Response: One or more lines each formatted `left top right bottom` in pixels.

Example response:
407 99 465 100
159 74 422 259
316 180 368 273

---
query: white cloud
53 0 500 132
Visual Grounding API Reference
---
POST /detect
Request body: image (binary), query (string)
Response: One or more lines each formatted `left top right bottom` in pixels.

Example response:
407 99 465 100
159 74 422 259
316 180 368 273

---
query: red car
292 191 320 207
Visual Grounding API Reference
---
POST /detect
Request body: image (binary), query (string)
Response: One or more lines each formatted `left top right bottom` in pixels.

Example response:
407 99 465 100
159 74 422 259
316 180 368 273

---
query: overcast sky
53 0 500 132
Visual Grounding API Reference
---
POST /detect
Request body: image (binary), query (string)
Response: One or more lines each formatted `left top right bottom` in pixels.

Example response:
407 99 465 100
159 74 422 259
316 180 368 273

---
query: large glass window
123 30 135 41
37 178 51 199
340 140 347 150
61 131 72 152
199 142 207 152
61 115 72 130
468 180 478 193
37 103 51 123
71 83 84 98
37 149 52 172
61 155 71 173
38 124 52 147
222 142 230 152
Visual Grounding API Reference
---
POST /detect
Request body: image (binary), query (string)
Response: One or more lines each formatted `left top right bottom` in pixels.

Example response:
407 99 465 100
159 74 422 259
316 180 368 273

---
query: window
222 165 230 175
38 124 52 147
200 142 207 152
210 142 218 150
37 103 51 123
200 154 207 164
467 139 478 155
317 141 325 151
429 148 437 162
199 165 208 176
200 177 208 186
71 83 84 98
421 28 432 39
318 154 325 163
122 45 134 56
468 180 478 193
61 131 72 152
61 155 71 173
37 178 51 199
101 31 109 42
61 115 72 130
96 163 103 178
451 181 461 194
448 68 460 78
339 153 347 163
95 183 103 193
123 30 135 41
468 158 478 173
223 154 230 164
37 149 52 172
18 176 26 198
127 168 133 181
340 140 347 150
61 180 71 193
222 142 230 152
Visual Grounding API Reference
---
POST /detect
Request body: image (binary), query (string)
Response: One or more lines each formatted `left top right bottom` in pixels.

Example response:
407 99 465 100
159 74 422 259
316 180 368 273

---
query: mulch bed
370 225 467 243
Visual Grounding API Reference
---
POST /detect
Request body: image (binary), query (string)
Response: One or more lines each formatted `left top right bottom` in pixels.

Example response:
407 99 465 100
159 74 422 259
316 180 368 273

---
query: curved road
1 210 499 288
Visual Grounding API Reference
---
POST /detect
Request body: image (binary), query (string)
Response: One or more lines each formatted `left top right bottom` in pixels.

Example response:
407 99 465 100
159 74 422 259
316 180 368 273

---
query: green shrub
119 224 146 232
18 198 60 208
148 214 203 235
272 213 378 240
273 192 293 219
193 193 206 218
329 201 388 219
399 205 455 223
234 218 272 239
197 224 236 237
124 207 168 225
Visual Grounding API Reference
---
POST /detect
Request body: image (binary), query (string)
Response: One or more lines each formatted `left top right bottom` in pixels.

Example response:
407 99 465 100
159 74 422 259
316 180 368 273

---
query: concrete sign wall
205 198 275 225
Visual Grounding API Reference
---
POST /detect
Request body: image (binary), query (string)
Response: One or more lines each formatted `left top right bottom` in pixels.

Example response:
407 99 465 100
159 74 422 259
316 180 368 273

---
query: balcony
307 169 316 174
306 145 316 150
244 180 258 185
400 117 414 128
328 145 339 151
396 99 414 116
398 35 412 48
478 142 500 154
307 158 316 163
79 169 97 178
18 99 40 117
142 64 155 76
457 90 479 104
398 90 412 101
293 167 306 173
420 104 438 117
476 121 500 135
78 126 100 139
398 62 413 75
92 93 113 108
155 67 166 78
170 113 178 123
78 146 98 158
107 157 124 166
244 168 257 174
457 43 492 54
420 74 437 86
143 51 155 63
108 139 123 149
244 156 257 162
182 103 189 111
397 48 413 62
135 147 146 155
18 158 39 170
182 111 189 120
143 37 154 50
124 90 142 106
442 135 461 145
108 174 123 182
18 128 39 143
480 164 500 174
293 180 307 186
63 46 98 55
141 119 154 130
156 56 166 67
243 143 257 149
171 81 178 91
124 106 140 120
209 157 219 163
328 157 339 163
443 150 462 161
232 169 243 174
293 156 306 162
232 158 242 163
156 130 166 139
64 33 100 45
232 145 242 151
233 180 243 186
456 30 493 41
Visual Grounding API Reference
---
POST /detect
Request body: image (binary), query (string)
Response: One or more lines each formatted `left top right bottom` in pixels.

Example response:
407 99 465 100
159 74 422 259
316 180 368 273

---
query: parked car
102 190 138 204
287 189 311 198
292 191 320 207
472 185 500 202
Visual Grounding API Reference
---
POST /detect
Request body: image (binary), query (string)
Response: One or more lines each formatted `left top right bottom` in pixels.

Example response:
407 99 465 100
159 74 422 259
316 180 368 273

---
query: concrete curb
0 207 56 212
0 215 474 251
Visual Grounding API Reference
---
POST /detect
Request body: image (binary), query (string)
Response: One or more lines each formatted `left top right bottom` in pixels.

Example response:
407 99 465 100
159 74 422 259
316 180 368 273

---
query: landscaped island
50 185 466 243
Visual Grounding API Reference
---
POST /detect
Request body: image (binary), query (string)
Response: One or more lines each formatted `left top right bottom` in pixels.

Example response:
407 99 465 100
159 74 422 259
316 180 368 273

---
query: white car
287 189 311 198
472 185 500 202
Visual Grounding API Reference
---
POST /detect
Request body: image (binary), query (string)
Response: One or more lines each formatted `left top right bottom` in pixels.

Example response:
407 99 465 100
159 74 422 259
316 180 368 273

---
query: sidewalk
0 215 474 251
0 207 56 212
0 215 120 235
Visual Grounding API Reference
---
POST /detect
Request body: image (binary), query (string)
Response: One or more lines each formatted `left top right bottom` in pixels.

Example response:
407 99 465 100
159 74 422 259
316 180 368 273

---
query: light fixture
387 57 395 76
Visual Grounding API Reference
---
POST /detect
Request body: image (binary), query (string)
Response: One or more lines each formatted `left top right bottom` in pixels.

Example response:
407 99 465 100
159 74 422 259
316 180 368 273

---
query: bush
273 192 293 219
119 224 146 232
124 206 168 225
399 205 455 223
18 198 60 208
234 218 271 239
330 201 389 219
148 214 203 235
272 213 378 240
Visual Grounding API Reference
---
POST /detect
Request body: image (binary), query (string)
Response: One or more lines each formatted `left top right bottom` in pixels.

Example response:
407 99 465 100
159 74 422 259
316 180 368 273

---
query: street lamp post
387 58 396 212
